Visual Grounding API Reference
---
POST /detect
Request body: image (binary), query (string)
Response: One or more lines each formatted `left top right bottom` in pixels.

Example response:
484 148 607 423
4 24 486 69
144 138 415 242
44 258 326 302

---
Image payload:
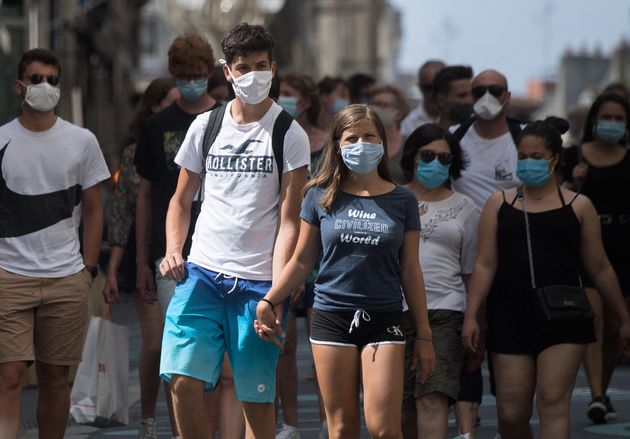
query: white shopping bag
69 316 129 426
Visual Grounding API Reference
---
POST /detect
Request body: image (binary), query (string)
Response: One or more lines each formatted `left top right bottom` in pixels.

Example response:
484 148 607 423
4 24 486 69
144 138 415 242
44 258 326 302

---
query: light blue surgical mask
594 120 626 144
332 98 349 114
341 142 384 175
278 95 299 118
176 78 208 102
415 160 450 189
516 158 552 188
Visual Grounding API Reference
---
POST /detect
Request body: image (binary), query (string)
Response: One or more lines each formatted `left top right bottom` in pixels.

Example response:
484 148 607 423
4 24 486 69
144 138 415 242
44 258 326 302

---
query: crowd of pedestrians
2 21 630 439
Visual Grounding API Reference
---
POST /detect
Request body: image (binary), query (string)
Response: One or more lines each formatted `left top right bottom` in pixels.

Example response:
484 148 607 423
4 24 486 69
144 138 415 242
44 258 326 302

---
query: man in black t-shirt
132 33 221 438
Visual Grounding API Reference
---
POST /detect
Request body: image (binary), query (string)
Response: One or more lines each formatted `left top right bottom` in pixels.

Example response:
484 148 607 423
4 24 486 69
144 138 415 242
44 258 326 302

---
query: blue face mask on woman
176 78 207 102
516 158 552 187
594 120 626 144
416 160 450 189
278 95 299 118
341 142 384 175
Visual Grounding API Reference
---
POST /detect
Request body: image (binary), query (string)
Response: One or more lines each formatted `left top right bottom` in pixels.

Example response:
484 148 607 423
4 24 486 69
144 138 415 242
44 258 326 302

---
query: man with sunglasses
0 48 110 439
400 60 445 140
452 69 523 211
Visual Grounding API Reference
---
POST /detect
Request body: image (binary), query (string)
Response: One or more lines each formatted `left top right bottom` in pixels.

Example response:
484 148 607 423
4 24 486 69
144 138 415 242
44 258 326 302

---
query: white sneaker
452 434 471 439
276 423 300 439
138 418 157 439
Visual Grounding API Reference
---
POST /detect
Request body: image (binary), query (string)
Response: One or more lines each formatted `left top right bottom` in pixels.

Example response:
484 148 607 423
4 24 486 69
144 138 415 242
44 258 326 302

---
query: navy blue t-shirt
301 185 421 312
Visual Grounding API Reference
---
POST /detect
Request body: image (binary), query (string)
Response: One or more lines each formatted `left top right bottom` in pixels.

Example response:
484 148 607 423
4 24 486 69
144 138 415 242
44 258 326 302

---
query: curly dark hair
400 123 467 184
221 23 274 65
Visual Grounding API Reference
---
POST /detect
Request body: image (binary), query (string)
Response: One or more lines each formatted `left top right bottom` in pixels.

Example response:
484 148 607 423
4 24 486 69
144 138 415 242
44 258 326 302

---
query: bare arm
462 192 502 352
82 184 104 268
400 229 435 383
135 177 157 301
103 245 125 304
159 168 201 281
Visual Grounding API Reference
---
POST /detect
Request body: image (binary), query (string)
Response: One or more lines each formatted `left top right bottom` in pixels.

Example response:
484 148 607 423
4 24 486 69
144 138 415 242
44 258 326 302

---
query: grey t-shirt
301 185 421 312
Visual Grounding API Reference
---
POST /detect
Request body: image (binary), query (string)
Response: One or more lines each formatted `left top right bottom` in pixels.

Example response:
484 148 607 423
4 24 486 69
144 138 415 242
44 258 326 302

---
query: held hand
136 264 157 305
102 271 120 305
462 315 480 353
255 299 285 348
160 253 186 282
412 339 436 384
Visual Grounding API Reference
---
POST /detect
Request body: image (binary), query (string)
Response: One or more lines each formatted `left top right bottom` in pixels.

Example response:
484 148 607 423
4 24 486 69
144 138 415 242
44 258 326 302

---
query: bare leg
361 343 405 439
205 384 221 437
492 353 536 439
135 294 164 420
0 361 27 438
171 374 210 439
583 288 604 399
242 402 275 439
312 344 361 439
454 401 479 438
218 354 245 438
416 392 448 439
277 310 299 427
35 361 71 439
536 344 585 439
601 302 621 393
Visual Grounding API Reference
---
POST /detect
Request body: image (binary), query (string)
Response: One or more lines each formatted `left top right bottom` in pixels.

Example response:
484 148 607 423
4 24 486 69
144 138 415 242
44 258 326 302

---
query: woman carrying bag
462 117 630 439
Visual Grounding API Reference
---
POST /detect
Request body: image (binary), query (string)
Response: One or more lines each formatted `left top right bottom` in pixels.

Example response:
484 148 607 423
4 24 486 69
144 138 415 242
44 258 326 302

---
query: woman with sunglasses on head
399 124 479 439
255 104 435 439
563 93 630 423
462 116 630 439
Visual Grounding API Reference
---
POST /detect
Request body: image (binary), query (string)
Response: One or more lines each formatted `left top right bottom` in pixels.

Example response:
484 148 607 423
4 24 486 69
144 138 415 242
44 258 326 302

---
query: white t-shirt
451 125 521 210
0 117 110 277
418 192 479 312
400 102 437 138
175 101 310 280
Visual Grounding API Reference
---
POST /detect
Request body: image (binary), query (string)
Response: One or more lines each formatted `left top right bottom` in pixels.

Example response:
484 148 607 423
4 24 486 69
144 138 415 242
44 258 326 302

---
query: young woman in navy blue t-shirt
255 104 435 438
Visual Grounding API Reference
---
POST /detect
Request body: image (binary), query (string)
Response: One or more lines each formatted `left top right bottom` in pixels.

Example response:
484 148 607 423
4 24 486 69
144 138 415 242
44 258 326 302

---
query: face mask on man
341 142 384 175
474 91 504 120
176 78 208 102
332 98 349 114
21 81 60 112
277 96 299 118
516 158 553 187
449 103 474 124
220 59 273 105
593 120 626 144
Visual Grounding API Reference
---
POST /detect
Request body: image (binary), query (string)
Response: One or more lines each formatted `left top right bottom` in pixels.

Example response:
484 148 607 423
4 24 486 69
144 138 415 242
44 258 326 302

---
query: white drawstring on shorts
214 272 239 294
349 309 371 333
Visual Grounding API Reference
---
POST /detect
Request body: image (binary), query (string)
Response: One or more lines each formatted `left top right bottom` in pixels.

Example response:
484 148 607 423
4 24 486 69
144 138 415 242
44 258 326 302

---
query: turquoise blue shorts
160 263 281 403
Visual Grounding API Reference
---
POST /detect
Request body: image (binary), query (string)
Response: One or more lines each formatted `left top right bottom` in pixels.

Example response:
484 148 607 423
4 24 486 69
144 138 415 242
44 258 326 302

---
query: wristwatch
85 265 98 279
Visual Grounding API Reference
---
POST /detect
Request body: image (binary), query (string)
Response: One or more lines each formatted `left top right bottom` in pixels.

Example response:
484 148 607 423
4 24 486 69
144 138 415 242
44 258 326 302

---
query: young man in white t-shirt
158 24 310 439
0 48 110 438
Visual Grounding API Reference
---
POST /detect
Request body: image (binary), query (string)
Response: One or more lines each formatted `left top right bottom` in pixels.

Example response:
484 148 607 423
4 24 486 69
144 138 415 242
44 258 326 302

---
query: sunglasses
418 149 453 165
472 85 505 100
24 74 60 86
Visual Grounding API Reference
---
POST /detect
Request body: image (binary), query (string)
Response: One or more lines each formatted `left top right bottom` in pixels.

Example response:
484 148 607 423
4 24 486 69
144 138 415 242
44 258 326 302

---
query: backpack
199 102 293 187
452 116 523 145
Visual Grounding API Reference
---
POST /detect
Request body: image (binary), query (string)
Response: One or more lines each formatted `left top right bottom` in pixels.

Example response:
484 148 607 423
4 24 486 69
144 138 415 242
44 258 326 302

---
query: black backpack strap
200 103 227 175
272 109 293 187
452 117 475 141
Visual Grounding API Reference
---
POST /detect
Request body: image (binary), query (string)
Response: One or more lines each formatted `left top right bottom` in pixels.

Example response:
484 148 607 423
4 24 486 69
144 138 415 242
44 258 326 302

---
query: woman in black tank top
566 93 630 423
461 117 630 439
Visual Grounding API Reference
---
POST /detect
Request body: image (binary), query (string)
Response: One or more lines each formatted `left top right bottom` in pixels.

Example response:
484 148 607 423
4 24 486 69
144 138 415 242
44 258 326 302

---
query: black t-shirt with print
134 101 220 263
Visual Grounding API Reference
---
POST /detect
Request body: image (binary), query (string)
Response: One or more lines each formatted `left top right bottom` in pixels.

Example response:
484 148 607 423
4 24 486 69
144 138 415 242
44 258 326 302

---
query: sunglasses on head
418 149 453 165
24 74 60 86
472 85 504 100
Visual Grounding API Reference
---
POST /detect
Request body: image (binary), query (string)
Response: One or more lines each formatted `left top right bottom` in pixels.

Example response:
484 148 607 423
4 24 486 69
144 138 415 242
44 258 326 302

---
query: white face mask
220 59 272 105
473 91 504 120
21 81 60 112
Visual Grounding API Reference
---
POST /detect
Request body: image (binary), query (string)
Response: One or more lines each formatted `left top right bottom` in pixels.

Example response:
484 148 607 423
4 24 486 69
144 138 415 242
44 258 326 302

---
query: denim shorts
160 263 281 403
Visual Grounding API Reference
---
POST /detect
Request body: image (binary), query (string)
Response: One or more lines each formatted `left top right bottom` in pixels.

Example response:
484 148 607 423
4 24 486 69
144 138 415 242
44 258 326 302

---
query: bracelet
415 335 433 342
260 298 275 308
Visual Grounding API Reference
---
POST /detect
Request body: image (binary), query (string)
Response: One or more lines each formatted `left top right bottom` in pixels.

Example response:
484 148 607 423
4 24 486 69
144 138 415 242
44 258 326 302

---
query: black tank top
488 187 582 313
581 151 630 290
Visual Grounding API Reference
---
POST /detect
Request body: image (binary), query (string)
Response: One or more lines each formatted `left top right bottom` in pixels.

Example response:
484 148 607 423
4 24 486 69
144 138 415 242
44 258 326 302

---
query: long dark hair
128 77 176 141
581 93 630 145
400 123 467 184
305 104 392 211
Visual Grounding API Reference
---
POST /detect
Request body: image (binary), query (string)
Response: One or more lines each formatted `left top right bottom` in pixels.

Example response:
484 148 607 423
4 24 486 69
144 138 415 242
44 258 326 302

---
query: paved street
19 292 630 438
